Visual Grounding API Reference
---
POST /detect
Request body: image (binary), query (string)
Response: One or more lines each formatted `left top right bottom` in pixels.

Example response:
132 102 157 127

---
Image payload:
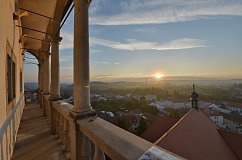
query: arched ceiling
19 0 71 60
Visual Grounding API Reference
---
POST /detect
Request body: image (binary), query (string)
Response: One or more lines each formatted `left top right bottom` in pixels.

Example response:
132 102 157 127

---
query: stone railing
0 94 25 160
42 95 72 158
42 95 183 160
51 100 72 157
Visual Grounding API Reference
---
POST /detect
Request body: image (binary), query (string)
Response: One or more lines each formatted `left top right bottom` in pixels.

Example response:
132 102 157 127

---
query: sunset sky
24 0 242 83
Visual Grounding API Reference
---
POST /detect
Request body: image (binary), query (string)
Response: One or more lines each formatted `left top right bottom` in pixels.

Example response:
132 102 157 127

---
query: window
20 70 23 92
7 55 16 103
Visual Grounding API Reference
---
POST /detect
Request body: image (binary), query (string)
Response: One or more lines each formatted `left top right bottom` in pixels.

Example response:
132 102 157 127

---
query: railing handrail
78 117 182 160
0 93 24 141
51 100 73 120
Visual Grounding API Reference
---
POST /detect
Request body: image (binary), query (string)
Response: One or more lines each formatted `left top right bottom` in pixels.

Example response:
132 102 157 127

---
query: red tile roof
155 109 238 160
141 116 178 143
227 102 242 109
219 129 242 160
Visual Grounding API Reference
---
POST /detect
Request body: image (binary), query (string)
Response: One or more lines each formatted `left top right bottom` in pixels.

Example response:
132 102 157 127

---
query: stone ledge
78 117 183 160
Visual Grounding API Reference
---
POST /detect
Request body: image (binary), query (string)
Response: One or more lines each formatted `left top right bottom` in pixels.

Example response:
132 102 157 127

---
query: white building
152 100 189 111
100 111 114 117
145 95 157 101
223 118 242 134
115 95 125 100
208 104 231 114
224 103 242 115
210 115 225 129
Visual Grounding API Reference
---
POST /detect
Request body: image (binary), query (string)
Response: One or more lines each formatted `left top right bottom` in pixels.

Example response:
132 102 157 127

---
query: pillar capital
85 0 92 4
38 59 43 65
51 19 60 25
51 36 62 45
49 95 62 101
44 52 51 57
74 0 92 5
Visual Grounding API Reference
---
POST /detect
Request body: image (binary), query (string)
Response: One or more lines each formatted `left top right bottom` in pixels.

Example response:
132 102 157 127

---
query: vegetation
137 117 147 136
91 98 159 115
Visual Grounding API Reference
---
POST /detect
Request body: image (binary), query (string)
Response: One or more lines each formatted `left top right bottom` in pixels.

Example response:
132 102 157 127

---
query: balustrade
41 95 182 160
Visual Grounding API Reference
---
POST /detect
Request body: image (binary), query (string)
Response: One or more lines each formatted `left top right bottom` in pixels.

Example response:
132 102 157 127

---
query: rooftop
156 109 238 160
141 116 178 143
219 129 242 160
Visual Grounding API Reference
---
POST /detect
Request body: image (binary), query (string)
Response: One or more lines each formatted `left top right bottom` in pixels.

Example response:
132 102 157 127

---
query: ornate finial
190 84 199 110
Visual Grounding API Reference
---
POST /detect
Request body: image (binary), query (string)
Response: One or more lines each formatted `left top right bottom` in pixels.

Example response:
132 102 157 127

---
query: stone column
38 61 43 103
43 53 50 94
38 63 41 90
69 1 95 160
71 0 94 115
38 60 43 91
38 60 44 107
50 27 62 100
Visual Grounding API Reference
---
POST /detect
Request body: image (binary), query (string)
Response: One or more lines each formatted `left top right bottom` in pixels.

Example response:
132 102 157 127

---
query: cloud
90 0 109 16
91 73 146 79
91 37 206 51
60 32 206 51
60 56 71 63
61 66 73 70
90 49 101 53
91 74 118 79
60 31 73 50
90 72 151 81
93 61 110 64
134 28 156 34
93 61 121 65
90 0 242 25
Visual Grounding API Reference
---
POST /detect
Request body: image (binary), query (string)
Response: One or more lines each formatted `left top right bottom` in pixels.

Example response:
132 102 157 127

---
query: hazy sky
24 0 242 83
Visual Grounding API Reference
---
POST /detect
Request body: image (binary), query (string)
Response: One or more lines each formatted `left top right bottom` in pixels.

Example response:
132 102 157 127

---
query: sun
154 73 163 79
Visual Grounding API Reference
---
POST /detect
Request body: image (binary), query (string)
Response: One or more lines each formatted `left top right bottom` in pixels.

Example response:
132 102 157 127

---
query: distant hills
25 77 242 91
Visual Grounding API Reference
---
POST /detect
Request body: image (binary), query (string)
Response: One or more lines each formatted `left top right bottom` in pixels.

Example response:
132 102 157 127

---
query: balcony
0 0 183 159
5 92 182 160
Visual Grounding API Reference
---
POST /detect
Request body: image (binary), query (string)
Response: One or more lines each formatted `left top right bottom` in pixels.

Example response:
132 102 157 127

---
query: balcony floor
12 103 66 160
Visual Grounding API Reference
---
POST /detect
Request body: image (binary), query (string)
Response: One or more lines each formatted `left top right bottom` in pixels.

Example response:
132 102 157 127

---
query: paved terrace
12 103 65 160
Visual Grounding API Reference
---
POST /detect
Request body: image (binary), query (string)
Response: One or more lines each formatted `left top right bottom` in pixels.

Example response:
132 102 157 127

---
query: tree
137 117 147 136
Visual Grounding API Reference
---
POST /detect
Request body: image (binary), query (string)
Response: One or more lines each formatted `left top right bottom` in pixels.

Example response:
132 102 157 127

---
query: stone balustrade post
93 146 105 160
50 103 56 134
59 116 64 141
55 112 60 136
63 119 70 152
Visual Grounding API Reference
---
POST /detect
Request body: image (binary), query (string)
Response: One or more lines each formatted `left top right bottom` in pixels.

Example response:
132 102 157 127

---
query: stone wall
0 0 24 126
0 0 24 159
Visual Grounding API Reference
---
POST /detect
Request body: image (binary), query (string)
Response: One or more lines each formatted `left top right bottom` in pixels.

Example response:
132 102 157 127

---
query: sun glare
154 73 163 79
